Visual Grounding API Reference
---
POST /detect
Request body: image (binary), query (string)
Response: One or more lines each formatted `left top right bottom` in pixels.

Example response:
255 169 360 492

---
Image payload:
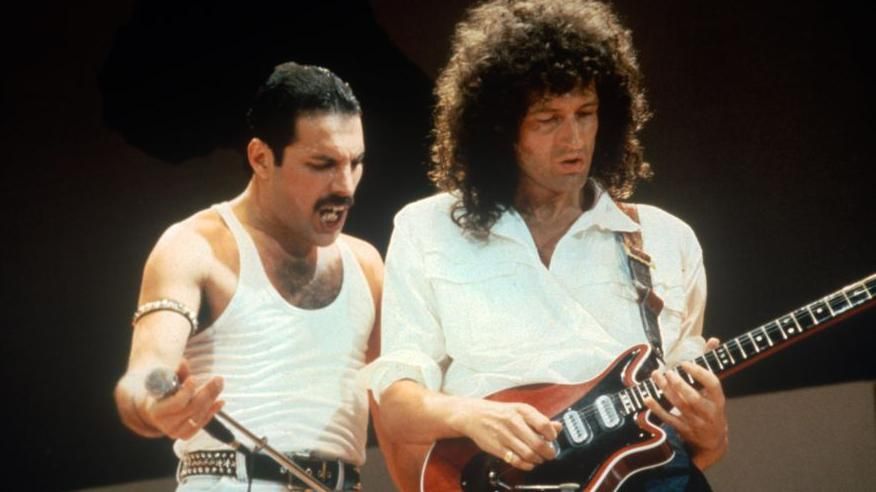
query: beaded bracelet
131 298 199 337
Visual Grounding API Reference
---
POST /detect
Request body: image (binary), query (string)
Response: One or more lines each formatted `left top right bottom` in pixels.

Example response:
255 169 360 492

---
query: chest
259 252 344 309
201 235 345 325
422 231 687 357
526 215 582 267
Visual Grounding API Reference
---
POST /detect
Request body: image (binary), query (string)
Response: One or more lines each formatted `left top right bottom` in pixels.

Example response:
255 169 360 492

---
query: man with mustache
370 1 727 490
115 62 382 491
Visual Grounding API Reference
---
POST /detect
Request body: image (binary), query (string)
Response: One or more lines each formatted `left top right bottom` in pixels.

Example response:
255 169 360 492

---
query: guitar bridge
511 484 581 491
488 470 580 491
562 409 591 445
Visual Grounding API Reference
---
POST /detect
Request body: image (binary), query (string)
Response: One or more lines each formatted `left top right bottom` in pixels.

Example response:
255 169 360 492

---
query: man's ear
247 138 275 179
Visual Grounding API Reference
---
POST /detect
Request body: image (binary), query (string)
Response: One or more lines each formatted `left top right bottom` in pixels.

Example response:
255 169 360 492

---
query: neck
514 181 595 267
514 181 593 227
233 180 317 260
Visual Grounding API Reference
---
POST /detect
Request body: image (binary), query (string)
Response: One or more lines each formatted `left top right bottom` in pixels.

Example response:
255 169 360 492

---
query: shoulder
394 192 457 228
340 234 384 289
633 203 703 264
391 192 462 244
635 204 697 238
151 208 226 258
341 234 383 270
145 208 229 280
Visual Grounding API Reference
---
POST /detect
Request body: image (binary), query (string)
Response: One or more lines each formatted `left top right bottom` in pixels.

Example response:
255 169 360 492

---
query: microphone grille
145 367 179 399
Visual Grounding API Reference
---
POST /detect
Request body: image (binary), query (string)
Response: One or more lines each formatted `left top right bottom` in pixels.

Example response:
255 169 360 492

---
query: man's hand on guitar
645 337 729 470
448 398 563 471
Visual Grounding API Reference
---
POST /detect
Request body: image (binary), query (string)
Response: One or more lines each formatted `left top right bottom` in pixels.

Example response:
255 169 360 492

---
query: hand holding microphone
143 363 330 491
142 360 225 441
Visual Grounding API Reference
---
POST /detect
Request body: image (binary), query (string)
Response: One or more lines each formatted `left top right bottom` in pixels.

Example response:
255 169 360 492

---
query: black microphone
145 367 246 451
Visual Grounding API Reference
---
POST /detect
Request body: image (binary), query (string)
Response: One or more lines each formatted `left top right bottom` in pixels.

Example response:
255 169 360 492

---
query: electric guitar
420 273 876 492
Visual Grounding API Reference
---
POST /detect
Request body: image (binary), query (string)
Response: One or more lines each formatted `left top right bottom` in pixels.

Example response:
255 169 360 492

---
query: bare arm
344 234 557 484
345 235 426 490
380 380 561 471
343 234 383 364
114 222 224 439
368 213 560 475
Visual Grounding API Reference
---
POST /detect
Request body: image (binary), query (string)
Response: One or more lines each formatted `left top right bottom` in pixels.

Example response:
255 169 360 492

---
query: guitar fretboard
614 273 876 416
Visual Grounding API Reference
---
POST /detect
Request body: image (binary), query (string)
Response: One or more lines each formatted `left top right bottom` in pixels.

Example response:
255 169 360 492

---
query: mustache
313 195 355 211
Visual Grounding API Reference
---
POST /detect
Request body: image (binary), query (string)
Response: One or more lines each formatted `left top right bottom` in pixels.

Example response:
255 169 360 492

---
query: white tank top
173 202 375 465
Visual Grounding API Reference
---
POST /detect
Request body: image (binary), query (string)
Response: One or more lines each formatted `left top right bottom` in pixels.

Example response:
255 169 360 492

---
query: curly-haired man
369 1 727 490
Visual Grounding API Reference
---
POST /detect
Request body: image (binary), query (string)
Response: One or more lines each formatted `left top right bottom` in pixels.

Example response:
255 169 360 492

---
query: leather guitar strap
616 203 665 361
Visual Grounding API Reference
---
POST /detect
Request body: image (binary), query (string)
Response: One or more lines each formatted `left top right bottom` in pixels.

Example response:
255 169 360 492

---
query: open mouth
558 158 586 170
318 205 347 226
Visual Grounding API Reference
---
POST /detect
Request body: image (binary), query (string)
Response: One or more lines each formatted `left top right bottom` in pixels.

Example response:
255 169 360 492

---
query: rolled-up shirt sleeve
365 209 448 403
664 227 708 366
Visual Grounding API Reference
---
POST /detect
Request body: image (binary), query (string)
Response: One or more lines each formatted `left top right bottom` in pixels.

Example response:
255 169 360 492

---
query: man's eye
536 116 559 125
309 162 334 170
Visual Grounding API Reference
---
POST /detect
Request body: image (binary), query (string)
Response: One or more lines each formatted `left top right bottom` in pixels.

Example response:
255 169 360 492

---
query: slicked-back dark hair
430 0 652 236
247 61 361 164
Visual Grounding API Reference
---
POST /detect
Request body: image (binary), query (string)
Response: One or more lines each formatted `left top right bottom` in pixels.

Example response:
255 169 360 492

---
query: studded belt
179 450 361 491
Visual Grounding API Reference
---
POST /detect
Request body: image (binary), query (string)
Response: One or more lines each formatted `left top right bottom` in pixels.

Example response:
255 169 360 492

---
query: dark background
2 1 873 490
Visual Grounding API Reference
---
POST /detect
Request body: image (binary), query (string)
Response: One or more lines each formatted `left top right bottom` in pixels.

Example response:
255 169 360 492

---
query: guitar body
418 273 875 491
421 344 674 492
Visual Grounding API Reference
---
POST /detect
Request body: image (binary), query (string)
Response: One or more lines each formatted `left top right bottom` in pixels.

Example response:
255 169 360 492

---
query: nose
560 117 584 148
331 163 357 196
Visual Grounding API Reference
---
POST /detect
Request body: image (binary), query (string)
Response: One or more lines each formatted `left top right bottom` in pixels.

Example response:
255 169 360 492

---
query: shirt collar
489 180 640 242
568 180 640 235
489 205 532 243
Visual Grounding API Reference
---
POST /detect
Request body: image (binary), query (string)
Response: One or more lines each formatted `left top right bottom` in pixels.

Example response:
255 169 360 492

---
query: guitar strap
616 202 666 361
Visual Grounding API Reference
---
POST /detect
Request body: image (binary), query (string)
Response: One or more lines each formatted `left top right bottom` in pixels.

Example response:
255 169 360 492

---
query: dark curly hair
430 0 652 236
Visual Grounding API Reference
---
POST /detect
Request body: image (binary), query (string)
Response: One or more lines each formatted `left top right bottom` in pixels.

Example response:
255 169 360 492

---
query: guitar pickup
595 395 622 430
562 409 592 446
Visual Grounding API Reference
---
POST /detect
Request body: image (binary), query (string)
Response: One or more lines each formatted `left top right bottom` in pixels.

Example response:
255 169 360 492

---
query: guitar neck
684 272 876 382
615 273 876 415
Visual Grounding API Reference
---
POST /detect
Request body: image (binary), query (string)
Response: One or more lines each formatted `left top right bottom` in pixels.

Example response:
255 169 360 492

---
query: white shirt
368 183 707 401
175 203 374 465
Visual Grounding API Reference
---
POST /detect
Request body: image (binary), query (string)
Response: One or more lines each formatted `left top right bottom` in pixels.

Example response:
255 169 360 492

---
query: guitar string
498 278 874 476
563 280 872 433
